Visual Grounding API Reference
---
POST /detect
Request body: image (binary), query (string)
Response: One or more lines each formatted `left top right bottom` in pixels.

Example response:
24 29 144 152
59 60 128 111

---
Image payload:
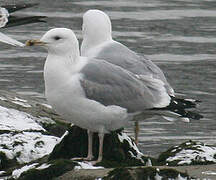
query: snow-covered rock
0 131 59 164
0 91 63 170
0 105 45 132
158 140 216 166
74 162 104 170
12 163 38 179
103 166 191 180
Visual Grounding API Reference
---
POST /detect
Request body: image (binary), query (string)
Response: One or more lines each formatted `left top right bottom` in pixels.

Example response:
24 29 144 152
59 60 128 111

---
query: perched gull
0 3 45 46
81 9 203 144
26 28 202 164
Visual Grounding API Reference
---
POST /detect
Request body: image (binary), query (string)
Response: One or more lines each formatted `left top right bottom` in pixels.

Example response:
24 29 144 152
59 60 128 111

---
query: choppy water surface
0 0 215 156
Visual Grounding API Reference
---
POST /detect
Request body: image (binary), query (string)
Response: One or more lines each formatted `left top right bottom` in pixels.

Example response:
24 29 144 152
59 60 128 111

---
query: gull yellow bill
25 39 46 46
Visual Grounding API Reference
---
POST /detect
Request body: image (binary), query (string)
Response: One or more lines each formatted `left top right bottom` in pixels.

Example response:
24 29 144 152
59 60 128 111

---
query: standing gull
26 28 178 164
81 9 202 144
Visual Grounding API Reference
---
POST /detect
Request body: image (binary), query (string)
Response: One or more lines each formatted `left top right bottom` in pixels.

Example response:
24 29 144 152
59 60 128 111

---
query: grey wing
80 59 170 113
96 41 174 96
138 55 174 96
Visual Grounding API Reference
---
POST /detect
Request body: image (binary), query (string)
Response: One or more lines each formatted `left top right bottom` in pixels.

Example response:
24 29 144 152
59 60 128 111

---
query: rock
0 90 68 176
158 140 216 166
49 126 153 167
54 168 111 180
17 159 78 180
0 90 216 179
0 103 61 170
104 167 190 180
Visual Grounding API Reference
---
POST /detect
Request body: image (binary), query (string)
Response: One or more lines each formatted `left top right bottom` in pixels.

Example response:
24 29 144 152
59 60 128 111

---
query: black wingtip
151 96 203 120
2 3 39 13
170 96 203 109
183 110 203 120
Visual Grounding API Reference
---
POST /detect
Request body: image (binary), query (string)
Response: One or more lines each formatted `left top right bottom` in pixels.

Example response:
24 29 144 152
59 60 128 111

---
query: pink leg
71 129 94 161
91 132 104 165
84 130 94 160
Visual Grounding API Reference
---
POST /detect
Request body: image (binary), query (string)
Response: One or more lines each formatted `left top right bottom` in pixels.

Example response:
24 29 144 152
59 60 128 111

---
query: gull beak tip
25 40 35 46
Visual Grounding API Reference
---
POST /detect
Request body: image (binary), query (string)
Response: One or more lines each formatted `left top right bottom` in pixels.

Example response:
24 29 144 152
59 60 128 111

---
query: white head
26 28 80 60
82 10 112 48
0 7 9 28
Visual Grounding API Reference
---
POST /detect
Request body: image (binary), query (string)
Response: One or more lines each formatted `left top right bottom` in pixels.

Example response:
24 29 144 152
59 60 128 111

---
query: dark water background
0 0 215 157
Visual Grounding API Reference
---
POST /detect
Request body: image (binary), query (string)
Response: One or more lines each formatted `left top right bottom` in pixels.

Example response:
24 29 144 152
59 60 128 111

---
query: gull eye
53 36 61 40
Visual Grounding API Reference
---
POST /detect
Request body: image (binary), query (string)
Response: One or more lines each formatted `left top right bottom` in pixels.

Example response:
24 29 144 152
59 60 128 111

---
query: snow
0 96 6 101
118 132 144 162
0 171 5 175
74 162 103 170
12 163 38 179
148 172 188 180
0 132 60 163
175 174 188 180
154 173 162 180
145 158 152 166
167 144 216 165
0 105 45 131
36 116 56 125
60 130 69 141
171 149 177 153
11 97 31 108
202 171 216 175
36 163 51 170
40 103 52 109
13 97 28 103
11 101 32 108
0 104 61 164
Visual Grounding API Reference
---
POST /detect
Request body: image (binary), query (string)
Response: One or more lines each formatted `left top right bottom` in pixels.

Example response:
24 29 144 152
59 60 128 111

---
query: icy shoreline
0 90 215 180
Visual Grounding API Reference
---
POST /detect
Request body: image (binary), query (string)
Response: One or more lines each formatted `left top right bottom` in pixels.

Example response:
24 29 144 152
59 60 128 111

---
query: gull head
0 7 9 28
82 9 112 44
26 28 79 57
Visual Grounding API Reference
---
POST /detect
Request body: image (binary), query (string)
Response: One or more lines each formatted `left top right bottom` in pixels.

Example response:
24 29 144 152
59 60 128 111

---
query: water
0 0 215 157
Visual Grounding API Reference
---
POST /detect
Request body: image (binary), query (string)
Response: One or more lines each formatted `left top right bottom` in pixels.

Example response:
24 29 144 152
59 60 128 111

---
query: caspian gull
25 28 178 164
81 9 203 144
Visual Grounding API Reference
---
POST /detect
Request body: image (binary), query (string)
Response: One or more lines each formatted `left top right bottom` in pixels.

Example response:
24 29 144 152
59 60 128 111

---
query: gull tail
151 96 203 120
